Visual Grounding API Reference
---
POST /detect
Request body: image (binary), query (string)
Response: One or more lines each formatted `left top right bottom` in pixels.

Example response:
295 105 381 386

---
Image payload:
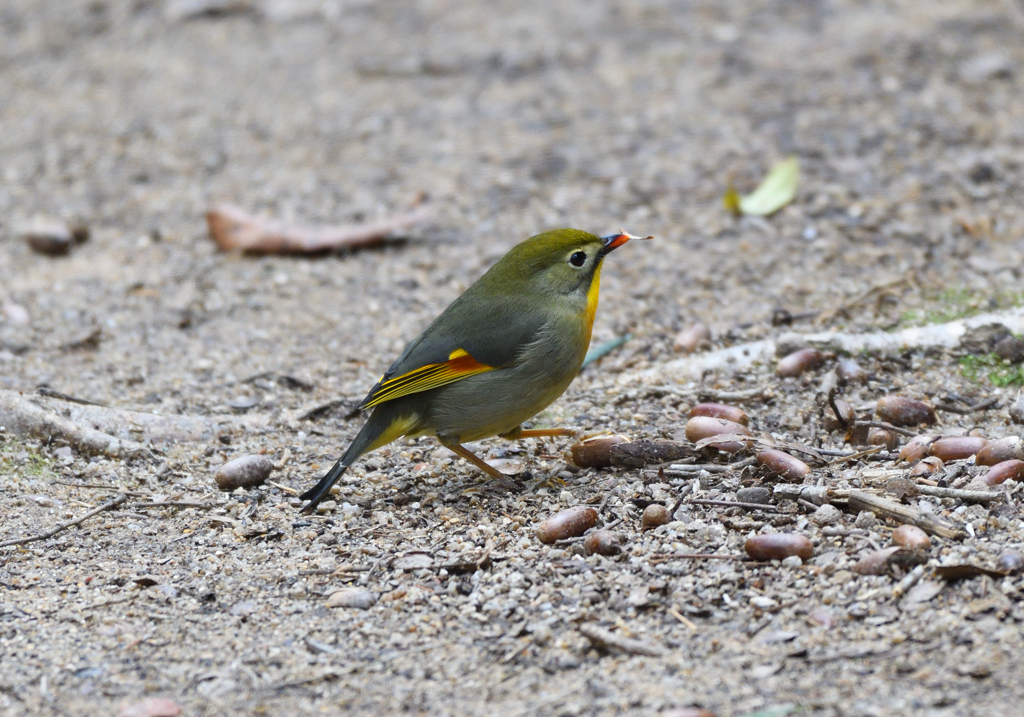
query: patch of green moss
0 436 56 478
959 354 1024 387
898 287 1024 329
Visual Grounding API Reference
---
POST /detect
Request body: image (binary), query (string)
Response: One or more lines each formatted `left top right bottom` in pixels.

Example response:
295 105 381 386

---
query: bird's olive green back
356 229 607 410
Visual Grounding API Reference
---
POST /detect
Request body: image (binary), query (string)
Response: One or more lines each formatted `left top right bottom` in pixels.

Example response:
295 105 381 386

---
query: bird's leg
500 425 577 440
443 441 506 481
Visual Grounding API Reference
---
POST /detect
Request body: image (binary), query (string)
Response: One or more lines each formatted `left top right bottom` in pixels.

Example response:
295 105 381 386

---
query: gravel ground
3 1 1024 715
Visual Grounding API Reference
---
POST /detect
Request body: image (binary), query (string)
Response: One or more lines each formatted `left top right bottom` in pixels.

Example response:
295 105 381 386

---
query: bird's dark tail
299 404 416 513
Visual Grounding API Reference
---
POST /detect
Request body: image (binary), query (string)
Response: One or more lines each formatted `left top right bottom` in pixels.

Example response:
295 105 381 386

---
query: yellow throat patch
585 261 603 331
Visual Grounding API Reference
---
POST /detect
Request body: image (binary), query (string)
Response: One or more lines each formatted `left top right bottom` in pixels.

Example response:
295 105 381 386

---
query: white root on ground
0 390 269 456
623 307 1024 386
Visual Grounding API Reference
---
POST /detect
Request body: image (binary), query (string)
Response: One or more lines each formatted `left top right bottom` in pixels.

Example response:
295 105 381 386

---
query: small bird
300 228 648 512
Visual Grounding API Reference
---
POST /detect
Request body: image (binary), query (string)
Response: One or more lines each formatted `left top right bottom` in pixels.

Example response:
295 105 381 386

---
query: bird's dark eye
568 251 587 267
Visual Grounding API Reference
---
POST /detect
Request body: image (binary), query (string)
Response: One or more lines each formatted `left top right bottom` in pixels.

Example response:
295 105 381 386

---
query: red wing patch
360 349 494 409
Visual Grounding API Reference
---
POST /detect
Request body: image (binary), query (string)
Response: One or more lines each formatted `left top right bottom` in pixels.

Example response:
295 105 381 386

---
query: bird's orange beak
600 230 653 254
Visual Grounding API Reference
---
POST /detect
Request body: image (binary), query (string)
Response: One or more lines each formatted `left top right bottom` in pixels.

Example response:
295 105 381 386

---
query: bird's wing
357 292 544 411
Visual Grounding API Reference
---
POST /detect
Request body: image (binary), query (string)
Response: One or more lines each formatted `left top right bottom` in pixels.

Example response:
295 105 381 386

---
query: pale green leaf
735 156 799 216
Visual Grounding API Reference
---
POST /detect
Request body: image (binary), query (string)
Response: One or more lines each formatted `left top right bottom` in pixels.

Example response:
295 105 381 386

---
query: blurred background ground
2 1 1024 715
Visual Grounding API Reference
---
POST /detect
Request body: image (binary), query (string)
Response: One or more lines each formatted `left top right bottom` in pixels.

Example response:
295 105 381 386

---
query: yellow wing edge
361 348 494 410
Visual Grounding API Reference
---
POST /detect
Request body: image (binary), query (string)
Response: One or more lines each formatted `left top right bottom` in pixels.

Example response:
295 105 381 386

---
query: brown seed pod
583 530 623 556
853 546 902 575
756 449 810 482
908 455 943 478
891 525 931 551
899 435 935 464
673 322 712 353
570 434 631 469
867 427 898 450
689 402 749 426
214 454 274 490
974 459 1024 487
823 398 855 433
776 348 826 378
641 504 671 530
835 358 866 384
744 533 814 561
975 436 1024 466
929 436 989 462
535 506 598 544
875 395 937 427
996 550 1024 575
22 219 76 256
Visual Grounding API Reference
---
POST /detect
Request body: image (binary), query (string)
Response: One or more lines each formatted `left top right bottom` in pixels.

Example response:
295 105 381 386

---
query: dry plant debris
205 200 431 254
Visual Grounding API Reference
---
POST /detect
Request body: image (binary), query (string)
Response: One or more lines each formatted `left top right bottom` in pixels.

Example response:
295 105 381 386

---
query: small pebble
996 550 1024 574
835 358 865 383
116 698 182 717
810 504 842 526
736 486 771 504
327 587 376 609
1009 394 1024 425
854 510 877 529
228 395 261 410
853 546 902 575
20 218 75 256
214 455 273 490
781 555 804 567
673 322 711 353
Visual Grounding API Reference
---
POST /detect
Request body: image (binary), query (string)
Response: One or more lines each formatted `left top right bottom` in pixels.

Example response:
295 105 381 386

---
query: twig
912 484 1002 503
658 460 754 475
933 396 1000 414
578 624 665 657
35 386 107 407
827 386 849 428
267 480 299 495
828 445 884 465
696 387 770 403
649 553 740 562
854 421 918 438
666 607 698 632
130 501 222 509
626 306 1024 385
847 490 966 540
893 565 927 599
206 200 431 254
297 398 351 421
687 498 781 512
0 494 127 548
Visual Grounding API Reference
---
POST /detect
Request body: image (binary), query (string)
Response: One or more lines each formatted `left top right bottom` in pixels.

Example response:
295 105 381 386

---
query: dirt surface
3 1 1024 715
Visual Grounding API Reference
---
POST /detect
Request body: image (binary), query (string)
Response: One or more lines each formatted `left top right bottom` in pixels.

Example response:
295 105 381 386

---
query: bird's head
487 228 648 303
